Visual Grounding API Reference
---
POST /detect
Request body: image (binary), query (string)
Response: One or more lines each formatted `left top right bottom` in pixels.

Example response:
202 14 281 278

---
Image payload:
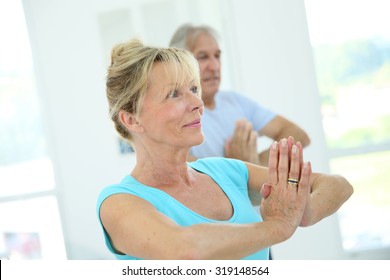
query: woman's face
137 62 204 150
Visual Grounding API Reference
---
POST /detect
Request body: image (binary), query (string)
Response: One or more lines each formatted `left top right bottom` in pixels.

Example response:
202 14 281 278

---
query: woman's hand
260 137 312 239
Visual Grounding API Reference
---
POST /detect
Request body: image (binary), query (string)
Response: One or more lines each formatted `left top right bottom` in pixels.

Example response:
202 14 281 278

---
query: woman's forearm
300 174 353 227
177 220 293 259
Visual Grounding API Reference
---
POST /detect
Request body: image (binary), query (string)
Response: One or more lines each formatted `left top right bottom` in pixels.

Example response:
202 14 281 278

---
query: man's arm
258 115 311 165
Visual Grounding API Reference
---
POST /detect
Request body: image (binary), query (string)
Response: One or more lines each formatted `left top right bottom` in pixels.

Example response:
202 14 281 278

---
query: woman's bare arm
100 194 296 260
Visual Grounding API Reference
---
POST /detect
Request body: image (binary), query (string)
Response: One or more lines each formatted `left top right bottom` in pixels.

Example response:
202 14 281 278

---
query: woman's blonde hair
106 39 201 143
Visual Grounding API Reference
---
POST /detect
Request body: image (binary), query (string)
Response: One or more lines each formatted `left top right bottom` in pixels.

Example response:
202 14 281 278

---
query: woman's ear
118 110 143 132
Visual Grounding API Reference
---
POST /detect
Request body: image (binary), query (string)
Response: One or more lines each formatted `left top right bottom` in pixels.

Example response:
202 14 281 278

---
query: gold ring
287 178 299 187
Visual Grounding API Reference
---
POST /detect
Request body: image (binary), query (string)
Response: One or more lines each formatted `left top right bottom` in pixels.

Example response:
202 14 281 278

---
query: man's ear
118 110 143 132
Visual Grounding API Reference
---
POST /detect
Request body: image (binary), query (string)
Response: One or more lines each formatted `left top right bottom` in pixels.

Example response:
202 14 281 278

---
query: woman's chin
190 135 205 147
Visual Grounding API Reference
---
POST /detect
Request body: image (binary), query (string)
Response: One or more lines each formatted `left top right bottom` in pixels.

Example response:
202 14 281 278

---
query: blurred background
0 0 389 259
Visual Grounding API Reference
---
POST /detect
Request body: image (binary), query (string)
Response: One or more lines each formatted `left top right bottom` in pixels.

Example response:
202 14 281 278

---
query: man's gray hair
169 23 220 51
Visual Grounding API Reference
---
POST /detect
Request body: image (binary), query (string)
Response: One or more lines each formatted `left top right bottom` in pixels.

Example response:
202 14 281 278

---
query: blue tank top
96 157 269 260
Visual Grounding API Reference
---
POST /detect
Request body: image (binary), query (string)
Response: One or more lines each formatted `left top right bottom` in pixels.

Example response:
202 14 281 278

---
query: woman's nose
187 91 204 111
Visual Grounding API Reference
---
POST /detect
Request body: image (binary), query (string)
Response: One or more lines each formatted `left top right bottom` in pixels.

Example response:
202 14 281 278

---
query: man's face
191 33 221 104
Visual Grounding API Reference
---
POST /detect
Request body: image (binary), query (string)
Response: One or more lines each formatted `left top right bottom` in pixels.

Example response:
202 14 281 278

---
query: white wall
22 0 347 259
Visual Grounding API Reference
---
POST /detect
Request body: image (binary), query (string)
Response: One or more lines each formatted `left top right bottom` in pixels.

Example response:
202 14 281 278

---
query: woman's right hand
260 138 312 240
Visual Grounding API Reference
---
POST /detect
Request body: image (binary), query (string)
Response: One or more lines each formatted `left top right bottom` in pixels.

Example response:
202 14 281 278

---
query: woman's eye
169 90 179 98
190 86 198 95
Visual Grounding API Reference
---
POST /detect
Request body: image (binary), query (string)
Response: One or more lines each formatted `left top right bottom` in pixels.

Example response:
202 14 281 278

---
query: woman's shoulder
96 175 167 214
97 175 150 204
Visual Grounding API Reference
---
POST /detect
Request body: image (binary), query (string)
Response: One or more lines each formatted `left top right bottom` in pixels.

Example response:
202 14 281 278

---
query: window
304 0 390 253
0 0 66 259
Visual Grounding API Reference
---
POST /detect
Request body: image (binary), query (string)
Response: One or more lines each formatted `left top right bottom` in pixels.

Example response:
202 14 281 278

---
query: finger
296 141 303 171
278 138 289 184
234 120 251 143
261 183 272 199
268 141 279 185
287 136 295 161
287 144 300 189
244 121 254 142
231 121 241 143
249 131 258 150
232 120 247 143
298 161 312 196
288 136 295 143
224 138 232 157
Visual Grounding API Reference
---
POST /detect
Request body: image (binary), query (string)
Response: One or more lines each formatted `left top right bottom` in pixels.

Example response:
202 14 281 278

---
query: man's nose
207 57 220 71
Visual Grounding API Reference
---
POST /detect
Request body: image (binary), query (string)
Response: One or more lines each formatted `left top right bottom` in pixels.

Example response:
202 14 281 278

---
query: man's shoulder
217 90 242 98
217 90 252 103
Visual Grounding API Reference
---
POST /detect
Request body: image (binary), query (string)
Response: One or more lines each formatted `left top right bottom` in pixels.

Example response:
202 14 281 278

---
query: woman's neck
131 150 193 189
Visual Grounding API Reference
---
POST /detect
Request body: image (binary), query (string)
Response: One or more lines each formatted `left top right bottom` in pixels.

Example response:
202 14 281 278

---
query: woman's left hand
260 137 312 228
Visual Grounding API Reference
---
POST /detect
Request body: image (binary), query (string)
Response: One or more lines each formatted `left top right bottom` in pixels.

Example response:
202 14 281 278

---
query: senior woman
97 39 353 260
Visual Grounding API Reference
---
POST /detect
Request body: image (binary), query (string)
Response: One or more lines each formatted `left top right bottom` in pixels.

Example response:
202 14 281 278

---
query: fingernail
272 141 278 150
281 138 287 147
292 145 297 154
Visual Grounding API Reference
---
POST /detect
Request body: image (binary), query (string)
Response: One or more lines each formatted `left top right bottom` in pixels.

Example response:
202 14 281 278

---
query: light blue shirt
96 157 269 260
191 90 276 158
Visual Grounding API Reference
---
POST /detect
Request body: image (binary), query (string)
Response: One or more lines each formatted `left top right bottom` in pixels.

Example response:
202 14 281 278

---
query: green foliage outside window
312 38 390 150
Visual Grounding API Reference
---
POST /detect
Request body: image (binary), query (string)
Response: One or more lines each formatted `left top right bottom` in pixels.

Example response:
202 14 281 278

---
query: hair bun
110 39 144 65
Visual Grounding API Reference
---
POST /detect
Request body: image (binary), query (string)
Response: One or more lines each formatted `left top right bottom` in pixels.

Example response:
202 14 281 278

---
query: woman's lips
184 119 201 127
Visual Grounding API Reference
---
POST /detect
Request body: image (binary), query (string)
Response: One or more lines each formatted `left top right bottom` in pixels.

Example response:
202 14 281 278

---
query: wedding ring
287 178 299 187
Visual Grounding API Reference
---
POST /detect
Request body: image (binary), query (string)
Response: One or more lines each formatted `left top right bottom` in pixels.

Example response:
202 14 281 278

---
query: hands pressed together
225 119 315 236
260 137 312 239
225 120 314 234
224 119 260 165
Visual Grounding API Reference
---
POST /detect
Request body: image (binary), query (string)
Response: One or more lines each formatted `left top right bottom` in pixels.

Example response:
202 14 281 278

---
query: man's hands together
224 119 260 165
